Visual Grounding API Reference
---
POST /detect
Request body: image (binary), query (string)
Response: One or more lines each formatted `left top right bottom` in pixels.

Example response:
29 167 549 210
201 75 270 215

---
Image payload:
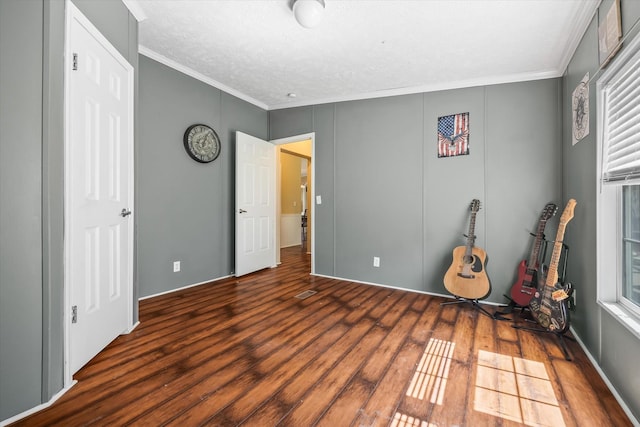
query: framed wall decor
599 0 622 66
437 112 469 158
572 73 590 145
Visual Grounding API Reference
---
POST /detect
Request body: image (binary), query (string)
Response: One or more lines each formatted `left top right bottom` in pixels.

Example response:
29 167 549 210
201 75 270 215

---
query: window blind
602 46 640 183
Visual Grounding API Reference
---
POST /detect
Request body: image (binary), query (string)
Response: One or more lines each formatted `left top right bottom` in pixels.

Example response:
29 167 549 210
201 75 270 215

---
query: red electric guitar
509 203 558 306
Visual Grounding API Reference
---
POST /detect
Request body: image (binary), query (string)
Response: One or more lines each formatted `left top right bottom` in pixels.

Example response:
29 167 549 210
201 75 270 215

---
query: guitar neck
465 212 477 256
545 223 567 287
527 219 547 267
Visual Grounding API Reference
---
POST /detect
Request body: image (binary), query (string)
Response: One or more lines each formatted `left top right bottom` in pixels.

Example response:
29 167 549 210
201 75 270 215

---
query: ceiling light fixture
293 0 325 29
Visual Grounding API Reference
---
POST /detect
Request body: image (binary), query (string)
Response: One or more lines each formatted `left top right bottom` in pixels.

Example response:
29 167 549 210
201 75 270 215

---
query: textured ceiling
127 0 599 110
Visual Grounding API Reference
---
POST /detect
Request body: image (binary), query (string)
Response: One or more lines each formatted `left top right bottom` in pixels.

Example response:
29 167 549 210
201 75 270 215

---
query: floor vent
295 290 317 299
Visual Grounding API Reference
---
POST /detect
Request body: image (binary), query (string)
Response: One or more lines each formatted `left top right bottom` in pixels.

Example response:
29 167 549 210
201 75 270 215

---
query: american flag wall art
437 112 469 158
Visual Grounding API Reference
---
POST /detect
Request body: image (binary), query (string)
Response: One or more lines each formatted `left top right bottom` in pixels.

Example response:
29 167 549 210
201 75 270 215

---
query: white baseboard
309 272 508 306
0 381 77 427
280 243 302 249
139 274 232 300
125 320 140 334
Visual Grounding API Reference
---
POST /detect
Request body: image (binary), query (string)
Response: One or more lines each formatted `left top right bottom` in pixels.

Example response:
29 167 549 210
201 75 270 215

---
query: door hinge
72 53 78 71
72 305 78 323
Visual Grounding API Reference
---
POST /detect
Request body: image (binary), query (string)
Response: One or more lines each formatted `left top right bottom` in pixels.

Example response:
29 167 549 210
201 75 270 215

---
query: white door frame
63 1 135 386
271 132 315 274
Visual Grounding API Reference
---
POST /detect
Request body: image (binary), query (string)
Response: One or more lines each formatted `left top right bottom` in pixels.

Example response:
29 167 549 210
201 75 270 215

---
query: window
597 28 640 337
621 185 640 311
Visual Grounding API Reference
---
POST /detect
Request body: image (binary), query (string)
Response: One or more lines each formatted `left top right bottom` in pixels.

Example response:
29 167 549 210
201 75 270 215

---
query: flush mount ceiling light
293 0 325 29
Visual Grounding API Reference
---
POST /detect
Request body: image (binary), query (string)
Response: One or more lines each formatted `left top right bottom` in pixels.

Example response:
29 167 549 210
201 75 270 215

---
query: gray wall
1 0 44 417
137 55 268 297
0 0 138 421
562 0 640 420
3 0 639 423
270 80 562 300
335 95 424 288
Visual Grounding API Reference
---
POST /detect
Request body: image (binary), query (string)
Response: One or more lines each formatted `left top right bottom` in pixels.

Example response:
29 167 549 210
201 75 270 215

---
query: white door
66 3 134 376
235 132 276 276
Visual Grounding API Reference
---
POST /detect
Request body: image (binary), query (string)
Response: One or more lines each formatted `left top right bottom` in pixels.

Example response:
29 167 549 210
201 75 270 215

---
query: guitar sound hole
470 255 483 273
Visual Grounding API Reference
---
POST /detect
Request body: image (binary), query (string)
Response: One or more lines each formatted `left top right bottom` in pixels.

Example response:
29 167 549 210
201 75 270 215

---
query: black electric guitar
529 199 576 333
509 203 558 306
443 199 491 300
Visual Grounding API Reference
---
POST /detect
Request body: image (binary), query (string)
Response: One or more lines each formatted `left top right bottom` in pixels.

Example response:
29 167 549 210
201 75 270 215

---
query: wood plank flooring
12 246 632 426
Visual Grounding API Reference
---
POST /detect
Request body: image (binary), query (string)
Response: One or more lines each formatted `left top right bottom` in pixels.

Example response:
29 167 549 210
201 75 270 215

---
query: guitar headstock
559 199 576 225
541 202 558 221
470 199 481 213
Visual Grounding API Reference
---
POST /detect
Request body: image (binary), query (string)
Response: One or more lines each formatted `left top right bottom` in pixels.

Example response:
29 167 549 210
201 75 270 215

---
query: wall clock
183 124 221 163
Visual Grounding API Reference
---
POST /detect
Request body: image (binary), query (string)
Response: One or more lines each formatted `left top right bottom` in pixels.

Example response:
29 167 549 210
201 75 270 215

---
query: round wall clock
183 124 221 163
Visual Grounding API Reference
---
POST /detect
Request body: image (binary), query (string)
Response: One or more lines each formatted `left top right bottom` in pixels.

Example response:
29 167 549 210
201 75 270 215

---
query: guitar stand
494 296 530 318
511 324 575 361
441 296 509 321
496 296 517 314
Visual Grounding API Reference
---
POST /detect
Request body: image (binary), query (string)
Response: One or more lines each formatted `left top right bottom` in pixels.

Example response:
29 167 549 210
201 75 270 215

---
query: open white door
235 132 277 276
65 3 134 377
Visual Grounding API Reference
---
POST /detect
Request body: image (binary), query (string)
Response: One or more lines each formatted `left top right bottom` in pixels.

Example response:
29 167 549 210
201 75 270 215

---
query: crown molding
556 0 601 74
268 69 563 110
121 0 147 22
138 46 269 111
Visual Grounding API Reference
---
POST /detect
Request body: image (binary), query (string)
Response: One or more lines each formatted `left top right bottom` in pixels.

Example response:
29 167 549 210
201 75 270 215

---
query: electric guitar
529 199 576 333
443 199 491 300
509 202 558 306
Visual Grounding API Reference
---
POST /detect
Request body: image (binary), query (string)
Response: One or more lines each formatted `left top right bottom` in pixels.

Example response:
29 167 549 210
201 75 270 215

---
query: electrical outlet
173 261 181 272
373 256 380 267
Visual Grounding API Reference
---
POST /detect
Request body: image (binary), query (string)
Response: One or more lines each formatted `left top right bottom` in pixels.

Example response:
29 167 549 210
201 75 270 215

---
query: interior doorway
279 151 310 252
272 133 314 273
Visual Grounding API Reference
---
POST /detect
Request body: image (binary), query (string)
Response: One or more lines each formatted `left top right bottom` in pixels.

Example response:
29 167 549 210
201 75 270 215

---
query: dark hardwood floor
13 246 632 426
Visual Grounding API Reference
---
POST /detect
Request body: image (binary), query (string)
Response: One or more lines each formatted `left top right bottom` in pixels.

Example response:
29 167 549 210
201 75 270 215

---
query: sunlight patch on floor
474 350 565 427
406 338 455 405
390 412 437 427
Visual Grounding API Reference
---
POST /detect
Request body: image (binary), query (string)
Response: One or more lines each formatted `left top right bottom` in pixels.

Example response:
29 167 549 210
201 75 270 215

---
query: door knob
239 209 247 213
120 208 132 217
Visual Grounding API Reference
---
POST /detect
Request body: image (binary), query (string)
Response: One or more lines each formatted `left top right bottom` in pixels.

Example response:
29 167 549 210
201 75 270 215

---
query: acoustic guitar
443 199 491 300
529 199 576 333
509 202 558 306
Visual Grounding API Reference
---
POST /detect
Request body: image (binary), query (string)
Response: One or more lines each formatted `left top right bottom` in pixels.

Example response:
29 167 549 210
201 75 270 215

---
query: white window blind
601 45 640 183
